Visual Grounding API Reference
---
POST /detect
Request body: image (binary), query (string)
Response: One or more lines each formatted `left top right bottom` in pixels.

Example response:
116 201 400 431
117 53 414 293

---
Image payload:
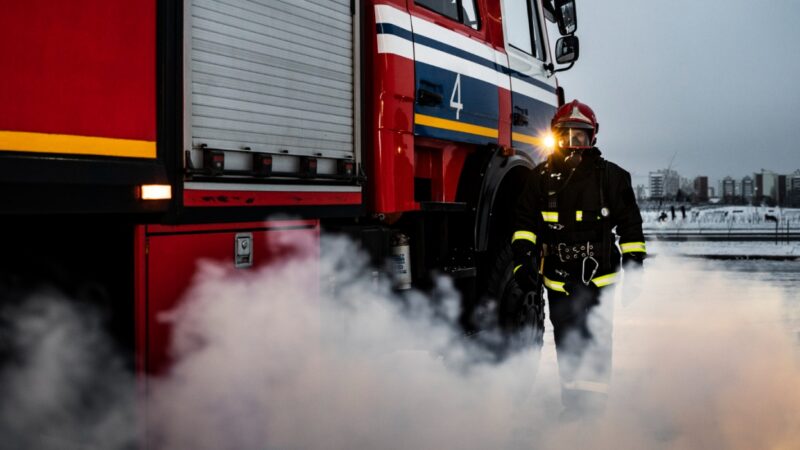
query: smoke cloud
145 236 541 450
0 235 799 449
533 245 800 449
0 291 136 450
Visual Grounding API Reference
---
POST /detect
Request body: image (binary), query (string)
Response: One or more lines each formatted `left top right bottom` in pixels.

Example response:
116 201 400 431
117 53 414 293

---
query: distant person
681 205 686 219
670 205 676 220
511 100 646 420
659 211 668 222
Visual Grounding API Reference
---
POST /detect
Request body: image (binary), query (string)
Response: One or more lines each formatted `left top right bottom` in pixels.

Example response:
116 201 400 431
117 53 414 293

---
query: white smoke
1 235 799 449
145 235 541 450
0 291 136 450
532 245 800 450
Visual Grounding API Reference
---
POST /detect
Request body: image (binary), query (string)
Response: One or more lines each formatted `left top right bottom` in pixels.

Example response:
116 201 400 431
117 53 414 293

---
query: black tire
471 243 545 361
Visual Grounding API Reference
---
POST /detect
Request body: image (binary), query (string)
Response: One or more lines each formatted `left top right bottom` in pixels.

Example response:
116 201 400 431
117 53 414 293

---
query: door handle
417 88 443 106
512 106 529 126
417 80 443 106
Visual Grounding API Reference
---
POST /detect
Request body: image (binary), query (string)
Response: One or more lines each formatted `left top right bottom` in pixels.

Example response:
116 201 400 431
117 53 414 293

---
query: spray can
390 233 412 290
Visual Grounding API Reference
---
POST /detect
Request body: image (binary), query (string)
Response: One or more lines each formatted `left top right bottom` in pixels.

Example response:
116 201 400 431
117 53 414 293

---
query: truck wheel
483 242 545 359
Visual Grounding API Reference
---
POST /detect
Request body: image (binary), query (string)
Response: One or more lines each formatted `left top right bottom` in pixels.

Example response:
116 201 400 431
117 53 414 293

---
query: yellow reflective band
541 211 559 223
512 230 537 244
546 273 619 292
620 242 647 254
591 272 619 287
562 380 609 395
576 210 583 222
543 276 566 292
513 264 522 274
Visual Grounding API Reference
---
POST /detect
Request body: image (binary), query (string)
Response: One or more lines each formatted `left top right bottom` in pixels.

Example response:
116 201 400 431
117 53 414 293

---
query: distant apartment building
778 175 788 206
649 172 664 199
741 175 754 203
634 184 647 201
791 170 800 191
721 176 736 203
754 170 779 205
693 176 708 202
679 177 694 199
790 170 800 207
649 169 679 199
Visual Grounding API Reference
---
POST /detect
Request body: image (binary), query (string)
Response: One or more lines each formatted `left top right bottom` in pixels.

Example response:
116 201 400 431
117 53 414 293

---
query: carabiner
581 254 599 285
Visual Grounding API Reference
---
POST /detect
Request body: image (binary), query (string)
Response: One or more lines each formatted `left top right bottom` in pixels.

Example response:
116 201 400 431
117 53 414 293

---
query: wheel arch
474 150 536 252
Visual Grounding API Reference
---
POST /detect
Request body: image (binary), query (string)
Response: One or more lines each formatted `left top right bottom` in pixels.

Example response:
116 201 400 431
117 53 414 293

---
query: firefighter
511 99 646 420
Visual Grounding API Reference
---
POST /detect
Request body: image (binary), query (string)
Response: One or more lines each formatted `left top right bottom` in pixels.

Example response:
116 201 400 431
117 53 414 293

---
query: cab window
503 0 545 60
529 0 545 60
416 0 481 30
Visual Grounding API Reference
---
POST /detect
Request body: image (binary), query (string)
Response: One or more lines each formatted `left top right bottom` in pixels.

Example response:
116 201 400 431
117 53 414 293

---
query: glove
562 279 600 316
514 262 539 293
512 239 539 293
621 253 645 307
563 278 599 298
622 252 645 269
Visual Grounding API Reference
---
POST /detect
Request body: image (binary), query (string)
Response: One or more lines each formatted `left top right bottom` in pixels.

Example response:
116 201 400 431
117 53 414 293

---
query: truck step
442 266 477 279
419 201 468 212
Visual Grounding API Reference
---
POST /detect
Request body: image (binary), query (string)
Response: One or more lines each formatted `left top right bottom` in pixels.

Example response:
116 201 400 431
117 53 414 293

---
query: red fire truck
0 0 580 373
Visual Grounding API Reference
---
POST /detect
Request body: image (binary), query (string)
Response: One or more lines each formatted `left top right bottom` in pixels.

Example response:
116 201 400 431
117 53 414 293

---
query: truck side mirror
555 35 579 64
554 0 577 35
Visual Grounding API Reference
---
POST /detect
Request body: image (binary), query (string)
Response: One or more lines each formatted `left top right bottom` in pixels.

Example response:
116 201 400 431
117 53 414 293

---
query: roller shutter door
188 0 354 172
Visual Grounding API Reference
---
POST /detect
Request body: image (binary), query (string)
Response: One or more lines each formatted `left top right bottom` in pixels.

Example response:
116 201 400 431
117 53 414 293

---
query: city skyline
640 167 800 185
640 167 800 207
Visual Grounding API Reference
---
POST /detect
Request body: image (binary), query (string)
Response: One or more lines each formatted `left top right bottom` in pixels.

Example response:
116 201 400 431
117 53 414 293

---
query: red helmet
551 99 599 150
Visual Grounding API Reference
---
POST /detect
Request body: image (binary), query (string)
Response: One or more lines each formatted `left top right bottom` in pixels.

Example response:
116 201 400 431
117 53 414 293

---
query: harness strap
596 159 613 268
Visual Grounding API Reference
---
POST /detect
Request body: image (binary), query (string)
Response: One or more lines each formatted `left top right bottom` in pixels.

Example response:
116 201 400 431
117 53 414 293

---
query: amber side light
140 184 172 200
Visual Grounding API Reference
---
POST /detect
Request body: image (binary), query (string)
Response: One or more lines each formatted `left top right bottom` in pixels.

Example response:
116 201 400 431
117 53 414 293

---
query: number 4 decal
450 73 464 120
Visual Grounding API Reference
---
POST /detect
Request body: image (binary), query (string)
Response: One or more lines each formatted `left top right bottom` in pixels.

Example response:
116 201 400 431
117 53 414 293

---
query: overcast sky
553 0 800 186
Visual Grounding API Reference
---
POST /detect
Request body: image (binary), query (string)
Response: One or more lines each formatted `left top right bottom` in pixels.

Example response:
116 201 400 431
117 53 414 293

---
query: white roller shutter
186 0 355 177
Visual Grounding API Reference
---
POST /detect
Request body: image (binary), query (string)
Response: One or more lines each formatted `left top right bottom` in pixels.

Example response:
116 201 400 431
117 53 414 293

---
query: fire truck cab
0 0 580 372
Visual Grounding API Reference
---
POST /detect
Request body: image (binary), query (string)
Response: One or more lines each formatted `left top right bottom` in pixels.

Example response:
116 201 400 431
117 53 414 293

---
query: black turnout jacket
512 148 646 290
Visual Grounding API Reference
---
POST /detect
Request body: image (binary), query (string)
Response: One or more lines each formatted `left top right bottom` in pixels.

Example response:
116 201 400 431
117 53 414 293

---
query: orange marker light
140 184 172 200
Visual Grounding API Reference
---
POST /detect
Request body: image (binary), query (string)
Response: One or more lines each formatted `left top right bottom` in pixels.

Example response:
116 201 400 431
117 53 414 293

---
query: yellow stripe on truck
0 130 156 159
414 114 499 139
511 132 543 146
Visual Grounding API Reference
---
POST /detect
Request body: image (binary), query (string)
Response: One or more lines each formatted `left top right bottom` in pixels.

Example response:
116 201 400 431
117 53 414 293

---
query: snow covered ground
642 205 800 231
648 240 800 257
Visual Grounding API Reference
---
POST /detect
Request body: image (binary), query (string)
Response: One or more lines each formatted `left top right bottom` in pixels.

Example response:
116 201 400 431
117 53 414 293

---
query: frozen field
642 205 800 228
648 240 800 257
642 206 800 240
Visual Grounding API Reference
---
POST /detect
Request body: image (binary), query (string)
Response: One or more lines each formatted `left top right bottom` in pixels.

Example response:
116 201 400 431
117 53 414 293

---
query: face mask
556 128 591 150
562 149 582 169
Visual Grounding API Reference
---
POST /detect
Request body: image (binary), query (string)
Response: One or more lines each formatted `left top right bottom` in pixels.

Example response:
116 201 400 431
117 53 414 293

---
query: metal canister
390 233 412 290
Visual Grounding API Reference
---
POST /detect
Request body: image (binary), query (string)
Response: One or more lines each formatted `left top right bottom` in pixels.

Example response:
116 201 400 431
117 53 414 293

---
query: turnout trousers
546 282 615 413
